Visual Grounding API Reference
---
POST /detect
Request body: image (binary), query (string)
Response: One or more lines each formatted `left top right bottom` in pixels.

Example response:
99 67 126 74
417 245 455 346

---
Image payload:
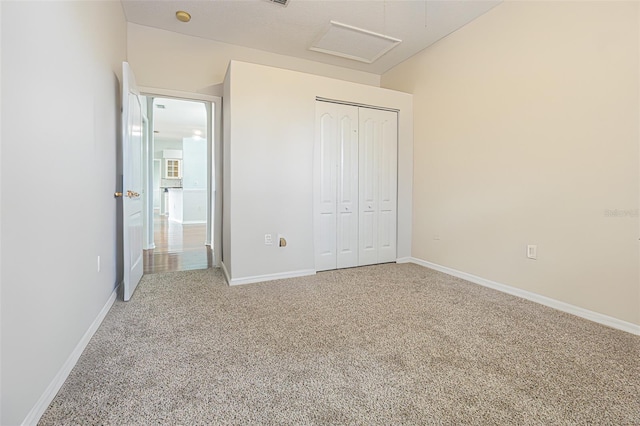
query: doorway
143 96 213 274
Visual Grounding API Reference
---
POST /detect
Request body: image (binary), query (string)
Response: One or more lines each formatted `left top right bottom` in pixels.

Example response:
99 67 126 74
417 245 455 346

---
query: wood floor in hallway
143 214 212 274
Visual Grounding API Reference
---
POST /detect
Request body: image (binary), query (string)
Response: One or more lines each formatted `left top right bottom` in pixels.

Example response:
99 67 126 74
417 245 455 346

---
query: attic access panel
266 0 289 6
310 21 402 64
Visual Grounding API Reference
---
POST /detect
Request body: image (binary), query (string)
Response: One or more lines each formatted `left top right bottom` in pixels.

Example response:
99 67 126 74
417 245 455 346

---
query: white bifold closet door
358 107 398 266
314 101 397 272
315 102 360 271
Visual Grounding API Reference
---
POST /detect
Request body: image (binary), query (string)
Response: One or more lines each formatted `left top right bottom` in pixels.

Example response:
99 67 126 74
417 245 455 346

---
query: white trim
212 99 223 266
228 269 316 286
408 257 640 336
220 261 231 285
141 88 222 272
167 217 207 225
316 97 400 113
139 87 217 102
181 220 207 225
22 283 121 426
395 257 412 264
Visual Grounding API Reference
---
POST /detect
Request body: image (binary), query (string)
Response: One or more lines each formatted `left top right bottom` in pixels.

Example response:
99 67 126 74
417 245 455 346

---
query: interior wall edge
221 261 231 286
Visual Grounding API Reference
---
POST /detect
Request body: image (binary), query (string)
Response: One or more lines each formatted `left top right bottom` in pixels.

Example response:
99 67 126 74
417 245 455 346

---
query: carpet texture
40 264 639 425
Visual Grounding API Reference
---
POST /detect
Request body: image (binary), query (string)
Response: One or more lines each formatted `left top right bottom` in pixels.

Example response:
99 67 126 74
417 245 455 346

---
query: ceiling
152 97 208 144
121 0 501 75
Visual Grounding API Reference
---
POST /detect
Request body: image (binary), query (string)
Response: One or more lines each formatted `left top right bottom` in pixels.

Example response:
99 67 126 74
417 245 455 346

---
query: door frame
140 87 223 267
314 98 400 272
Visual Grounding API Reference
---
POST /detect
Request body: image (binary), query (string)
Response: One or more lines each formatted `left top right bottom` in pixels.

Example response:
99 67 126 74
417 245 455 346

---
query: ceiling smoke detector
175 10 191 23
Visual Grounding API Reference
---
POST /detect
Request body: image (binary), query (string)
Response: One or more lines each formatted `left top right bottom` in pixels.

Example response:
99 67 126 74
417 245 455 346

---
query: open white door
122 62 144 301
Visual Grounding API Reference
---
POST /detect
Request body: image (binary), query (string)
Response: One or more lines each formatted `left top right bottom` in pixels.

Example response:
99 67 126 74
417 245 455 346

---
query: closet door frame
314 99 398 272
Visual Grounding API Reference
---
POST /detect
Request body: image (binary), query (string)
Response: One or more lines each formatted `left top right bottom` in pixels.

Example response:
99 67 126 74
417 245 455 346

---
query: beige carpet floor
39 263 639 425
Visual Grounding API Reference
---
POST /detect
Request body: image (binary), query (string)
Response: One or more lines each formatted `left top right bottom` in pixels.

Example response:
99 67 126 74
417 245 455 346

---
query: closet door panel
336 107 359 269
358 115 379 266
359 108 397 265
314 108 338 271
377 111 398 263
361 211 376 247
360 118 377 207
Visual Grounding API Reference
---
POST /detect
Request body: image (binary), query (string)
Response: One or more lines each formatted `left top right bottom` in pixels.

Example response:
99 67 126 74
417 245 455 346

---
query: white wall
182 137 207 224
382 1 640 326
127 23 380 94
167 188 184 223
182 190 207 224
153 159 161 210
0 3 3 422
0 1 127 424
154 139 182 159
223 61 412 283
182 137 207 189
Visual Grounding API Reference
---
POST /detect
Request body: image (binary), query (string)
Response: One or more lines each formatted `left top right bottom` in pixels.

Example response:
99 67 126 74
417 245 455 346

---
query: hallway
143 214 212 274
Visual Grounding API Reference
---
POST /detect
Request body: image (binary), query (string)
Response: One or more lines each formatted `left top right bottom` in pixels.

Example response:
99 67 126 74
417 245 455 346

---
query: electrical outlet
264 234 273 245
527 245 537 260
433 234 440 240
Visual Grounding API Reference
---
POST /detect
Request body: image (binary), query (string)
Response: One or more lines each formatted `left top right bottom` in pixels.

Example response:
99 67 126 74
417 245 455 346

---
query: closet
314 100 398 272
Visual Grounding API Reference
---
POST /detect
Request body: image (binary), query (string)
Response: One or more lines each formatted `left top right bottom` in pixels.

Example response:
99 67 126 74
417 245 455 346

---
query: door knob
114 192 123 198
126 190 140 198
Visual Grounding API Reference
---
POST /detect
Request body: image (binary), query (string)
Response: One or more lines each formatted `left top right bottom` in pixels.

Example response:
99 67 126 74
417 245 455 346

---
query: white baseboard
228 269 316 286
22 283 121 426
408 257 640 336
395 257 412 264
167 218 205 225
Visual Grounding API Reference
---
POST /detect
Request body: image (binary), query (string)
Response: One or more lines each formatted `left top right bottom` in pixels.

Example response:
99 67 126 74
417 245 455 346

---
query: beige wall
382 1 639 325
223 61 412 283
127 23 380 94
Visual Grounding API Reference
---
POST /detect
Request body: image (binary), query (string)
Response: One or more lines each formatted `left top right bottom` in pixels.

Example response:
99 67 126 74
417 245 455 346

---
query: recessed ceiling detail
309 21 402 64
